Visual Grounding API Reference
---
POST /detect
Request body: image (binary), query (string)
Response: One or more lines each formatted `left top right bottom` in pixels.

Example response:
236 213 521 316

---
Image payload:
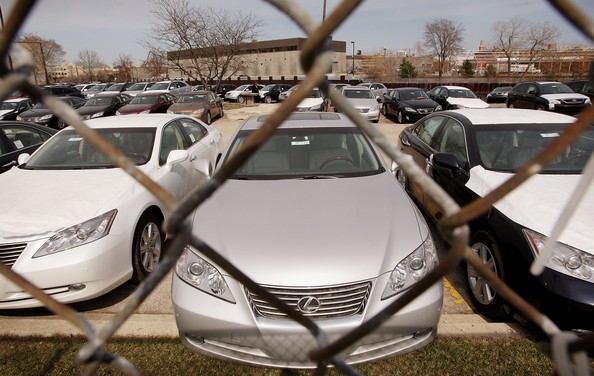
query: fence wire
0 0 593 375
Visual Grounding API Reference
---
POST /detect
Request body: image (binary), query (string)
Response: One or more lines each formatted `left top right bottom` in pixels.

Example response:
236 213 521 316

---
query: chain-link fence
0 0 593 375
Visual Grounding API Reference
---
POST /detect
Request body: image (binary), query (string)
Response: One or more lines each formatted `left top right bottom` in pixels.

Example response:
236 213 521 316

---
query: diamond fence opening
0 0 593 375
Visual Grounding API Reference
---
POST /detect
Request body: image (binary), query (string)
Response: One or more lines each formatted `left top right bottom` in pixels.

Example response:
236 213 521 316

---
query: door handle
190 155 196 162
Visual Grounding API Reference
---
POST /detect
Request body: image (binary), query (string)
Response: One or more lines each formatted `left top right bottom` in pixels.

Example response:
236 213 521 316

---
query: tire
465 230 509 320
206 111 212 125
237 95 245 104
536 104 546 111
397 110 405 124
219 105 224 118
507 102 514 108
56 118 66 129
131 213 163 283
264 95 272 104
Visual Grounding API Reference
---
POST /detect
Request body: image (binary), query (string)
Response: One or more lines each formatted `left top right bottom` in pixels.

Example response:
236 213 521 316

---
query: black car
40 85 84 98
486 86 512 104
76 93 132 120
381 87 442 123
214 84 237 99
0 121 57 173
0 97 33 120
565 79 594 100
393 108 594 327
17 96 86 129
506 81 591 115
259 84 293 103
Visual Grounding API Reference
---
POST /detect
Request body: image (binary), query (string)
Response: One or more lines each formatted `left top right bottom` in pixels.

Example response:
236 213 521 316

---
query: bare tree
423 19 465 79
142 50 168 81
76 49 104 82
17 33 65 85
145 0 263 88
523 21 560 75
491 16 528 76
113 54 134 81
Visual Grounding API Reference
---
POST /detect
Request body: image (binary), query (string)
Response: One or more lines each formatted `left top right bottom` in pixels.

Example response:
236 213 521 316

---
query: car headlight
370 105 379 112
140 109 151 114
192 108 205 114
33 209 117 258
308 104 323 111
167 109 174 114
585 98 592 105
435 105 443 111
404 106 415 113
16 115 22 120
115 110 122 115
39 114 53 121
175 247 236 303
90 111 104 118
523 229 593 282
381 235 438 300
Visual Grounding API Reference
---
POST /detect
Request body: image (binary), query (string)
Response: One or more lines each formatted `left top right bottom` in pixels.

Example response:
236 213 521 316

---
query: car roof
180 90 209 95
447 109 576 125
239 112 355 131
3 98 28 103
438 85 472 90
83 114 194 129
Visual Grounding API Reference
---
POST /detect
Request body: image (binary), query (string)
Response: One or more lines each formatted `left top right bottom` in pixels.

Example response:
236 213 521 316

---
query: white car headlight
192 108 205 114
404 106 414 112
381 236 438 300
90 111 104 118
176 247 235 303
435 105 443 111
140 109 151 114
39 114 53 121
33 209 117 258
308 104 323 111
523 229 593 282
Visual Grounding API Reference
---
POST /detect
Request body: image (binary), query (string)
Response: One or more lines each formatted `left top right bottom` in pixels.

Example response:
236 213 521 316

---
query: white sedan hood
0 109 15 117
346 98 378 109
466 166 593 254
447 97 489 109
0 168 137 240
540 93 589 101
192 173 426 286
296 98 324 109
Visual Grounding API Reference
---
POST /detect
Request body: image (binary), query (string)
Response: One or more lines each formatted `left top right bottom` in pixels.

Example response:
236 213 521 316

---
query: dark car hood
117 104 156 114
18 109 52 119
400 99 438 108
77 105 112 115
191 172 429 286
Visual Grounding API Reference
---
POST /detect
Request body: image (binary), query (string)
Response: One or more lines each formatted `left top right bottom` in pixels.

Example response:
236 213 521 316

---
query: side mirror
17 153 30 165
165 149 189 170
432 152 459 171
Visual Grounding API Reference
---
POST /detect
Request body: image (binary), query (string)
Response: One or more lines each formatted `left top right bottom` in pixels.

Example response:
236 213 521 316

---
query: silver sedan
172 112 443 368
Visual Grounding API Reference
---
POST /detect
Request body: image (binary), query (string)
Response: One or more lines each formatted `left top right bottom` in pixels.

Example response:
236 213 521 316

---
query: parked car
171 112 443 368
77 93 132 120
40 85 84 99
382 87 442 123
0 114 223 308
258 84 292 103
213 84 237 98
103 82 134 95
124 82 156 97
0 98 33 120
147 80 192 96
325 83 348 108
224 84 264 104
335 85 380 122
392 109 594 325
486 86 513 104
83 83 112 99
358 82 388 101
116 92 176 116
74 84 95 94
278 84 299 101
167 90 224 125
506 81 591 115
428 86 489 110
293 87 327 112
17 96 85 129
565 79 594 100
0 121 57 174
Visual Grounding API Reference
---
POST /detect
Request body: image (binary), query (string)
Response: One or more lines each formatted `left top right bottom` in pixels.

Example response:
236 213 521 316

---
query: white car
223 84 264 104
336 86 380 122
293 88 327 112
428 85 489 109
147 80 192 96
0 114 223 309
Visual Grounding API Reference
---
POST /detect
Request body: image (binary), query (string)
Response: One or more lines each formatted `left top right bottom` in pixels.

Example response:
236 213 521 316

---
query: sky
2 0 593 65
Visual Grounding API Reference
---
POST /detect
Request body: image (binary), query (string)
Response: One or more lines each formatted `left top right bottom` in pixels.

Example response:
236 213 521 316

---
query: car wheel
219 105 224 118
395 168 407 189
536 104 546 111
507 102 514 108
397 110 405 124
237 95 245 104
206 111 212 125
264 95 272 104
56 118 66 129
465 230 509 320
131 213 163 283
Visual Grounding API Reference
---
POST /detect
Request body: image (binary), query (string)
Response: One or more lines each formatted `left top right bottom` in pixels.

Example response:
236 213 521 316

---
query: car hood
466 166 593 254
77 105 111 115
296 98 324 108
18 109 51 118
169 103 206 113
0 168 139 240
401 99 438 108
346 98 379 109
191 173 427 286
118 103 154 114
447 97 489 109
540 93 589 101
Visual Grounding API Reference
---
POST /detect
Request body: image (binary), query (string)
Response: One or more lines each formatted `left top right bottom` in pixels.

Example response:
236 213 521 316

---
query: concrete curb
0 313 524 339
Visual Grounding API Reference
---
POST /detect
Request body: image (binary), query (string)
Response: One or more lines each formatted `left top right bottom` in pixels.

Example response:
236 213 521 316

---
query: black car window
436 119 468 169
514 84 528 94
413 116 445 147
3 125 46 149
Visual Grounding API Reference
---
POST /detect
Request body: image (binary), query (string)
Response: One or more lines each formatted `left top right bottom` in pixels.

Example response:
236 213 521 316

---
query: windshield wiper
299 175 341 179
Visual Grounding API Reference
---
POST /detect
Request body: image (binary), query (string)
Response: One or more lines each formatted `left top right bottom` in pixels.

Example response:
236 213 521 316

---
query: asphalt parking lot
0 101 523 339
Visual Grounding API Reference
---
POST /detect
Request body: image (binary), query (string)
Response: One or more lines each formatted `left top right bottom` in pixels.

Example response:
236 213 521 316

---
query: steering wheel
319 155 355 169
563 153 589 165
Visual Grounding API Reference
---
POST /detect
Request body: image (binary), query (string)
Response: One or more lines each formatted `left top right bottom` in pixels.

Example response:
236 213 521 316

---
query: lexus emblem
297 296 321 314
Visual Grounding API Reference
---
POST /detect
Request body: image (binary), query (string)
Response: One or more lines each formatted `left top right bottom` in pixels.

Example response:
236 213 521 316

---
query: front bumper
172 273 443 368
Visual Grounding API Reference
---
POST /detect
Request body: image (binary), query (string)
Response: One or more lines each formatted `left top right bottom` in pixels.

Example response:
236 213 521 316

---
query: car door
429 87 448 109
178 117 220 167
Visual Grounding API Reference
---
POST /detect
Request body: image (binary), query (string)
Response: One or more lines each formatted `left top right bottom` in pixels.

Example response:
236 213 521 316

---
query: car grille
560 98 587 105
0 243 26 267
417 108 434 114
246 281 372 320
357 108 370 113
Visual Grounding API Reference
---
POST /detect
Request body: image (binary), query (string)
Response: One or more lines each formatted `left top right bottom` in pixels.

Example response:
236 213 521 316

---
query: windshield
149 82 170 90
107 84 124 91
24 128 156 169
127 83 147 91
130 95 159 104
85 96 115 106
88 84 108 92
343 89 373 99
540 83 574 94
262 85 276 91
177 94 206 104
235 85 249 91
226 127 383 179
475 124 594 174
399 90 429 100
1 102 18 110
449 89 477 98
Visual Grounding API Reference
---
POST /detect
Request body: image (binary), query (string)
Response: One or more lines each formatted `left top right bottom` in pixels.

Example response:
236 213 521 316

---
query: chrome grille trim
0 243 26 267
246 281 372 320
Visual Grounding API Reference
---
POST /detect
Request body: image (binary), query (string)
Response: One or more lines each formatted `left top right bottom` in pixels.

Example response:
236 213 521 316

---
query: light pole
351 41 355 74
